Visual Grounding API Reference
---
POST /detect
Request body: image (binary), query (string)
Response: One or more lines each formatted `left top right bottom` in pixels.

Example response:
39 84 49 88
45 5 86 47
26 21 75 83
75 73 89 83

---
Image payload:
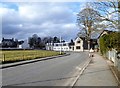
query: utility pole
60 36 62 55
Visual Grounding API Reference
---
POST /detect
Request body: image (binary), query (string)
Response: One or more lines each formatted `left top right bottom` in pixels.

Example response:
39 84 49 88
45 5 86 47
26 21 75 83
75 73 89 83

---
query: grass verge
0 50 63 64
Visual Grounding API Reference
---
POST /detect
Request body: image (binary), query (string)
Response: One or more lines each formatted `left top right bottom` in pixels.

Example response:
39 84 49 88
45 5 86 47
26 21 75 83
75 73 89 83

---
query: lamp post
60 36 62 55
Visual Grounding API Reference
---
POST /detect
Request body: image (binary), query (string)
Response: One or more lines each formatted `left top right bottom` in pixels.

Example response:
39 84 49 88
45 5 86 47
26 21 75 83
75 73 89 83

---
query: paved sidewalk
75 53 118 86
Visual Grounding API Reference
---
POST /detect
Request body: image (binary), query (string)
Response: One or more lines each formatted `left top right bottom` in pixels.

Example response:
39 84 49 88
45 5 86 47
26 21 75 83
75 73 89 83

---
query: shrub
99 32 120 55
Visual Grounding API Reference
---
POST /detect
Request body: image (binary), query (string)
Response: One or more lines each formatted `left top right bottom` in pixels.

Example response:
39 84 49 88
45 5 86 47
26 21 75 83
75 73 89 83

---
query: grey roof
91 30 103 39
2 39 14 42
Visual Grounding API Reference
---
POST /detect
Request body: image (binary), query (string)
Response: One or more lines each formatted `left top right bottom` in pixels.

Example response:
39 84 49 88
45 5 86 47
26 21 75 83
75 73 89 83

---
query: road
2 52 89 86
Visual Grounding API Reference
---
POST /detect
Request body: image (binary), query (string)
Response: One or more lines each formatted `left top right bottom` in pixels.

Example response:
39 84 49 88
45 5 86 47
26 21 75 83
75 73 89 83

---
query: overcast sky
0 2 89 41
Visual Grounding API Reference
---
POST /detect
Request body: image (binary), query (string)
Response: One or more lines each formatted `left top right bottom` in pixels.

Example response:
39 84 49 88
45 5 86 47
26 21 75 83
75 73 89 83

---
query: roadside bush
99 32 120 55
99 35 109 55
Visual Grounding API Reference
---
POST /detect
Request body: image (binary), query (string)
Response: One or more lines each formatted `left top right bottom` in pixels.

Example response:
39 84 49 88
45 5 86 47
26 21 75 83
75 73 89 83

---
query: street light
60 36 62 55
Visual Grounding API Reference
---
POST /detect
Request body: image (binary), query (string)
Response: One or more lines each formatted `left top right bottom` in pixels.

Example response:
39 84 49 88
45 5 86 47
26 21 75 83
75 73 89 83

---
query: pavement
74 53 118 87
107 59 120 87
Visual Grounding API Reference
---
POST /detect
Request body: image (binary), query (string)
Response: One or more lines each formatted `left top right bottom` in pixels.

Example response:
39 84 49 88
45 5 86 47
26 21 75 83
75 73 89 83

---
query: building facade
74 37 84 51
18 40 29 49
46 43 54 50
46 42 70 51
46 37 88 52
53 42 70 51
1 38 24 48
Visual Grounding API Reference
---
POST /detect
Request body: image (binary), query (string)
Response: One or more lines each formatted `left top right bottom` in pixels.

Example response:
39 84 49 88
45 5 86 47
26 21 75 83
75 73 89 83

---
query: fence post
118 59 120 72
3 54 5 62
108 50 110 60
114 50 117 67
36 51 37 58
23 53 24 60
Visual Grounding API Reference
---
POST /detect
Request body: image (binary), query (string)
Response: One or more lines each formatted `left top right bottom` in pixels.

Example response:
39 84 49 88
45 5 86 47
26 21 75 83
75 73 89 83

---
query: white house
46 42 70 51
46 37 88 52
46 43 54 50
74 37 84 52
19 40 29 49
53 42 70 51
69 45 74 51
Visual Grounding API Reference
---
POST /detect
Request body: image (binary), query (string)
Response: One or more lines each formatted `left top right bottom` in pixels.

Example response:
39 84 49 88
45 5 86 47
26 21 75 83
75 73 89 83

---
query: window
77 41 80 43
76 46 81 49
72 47 74 50
56 44 58 46
59 44 62 46
63 44 66 46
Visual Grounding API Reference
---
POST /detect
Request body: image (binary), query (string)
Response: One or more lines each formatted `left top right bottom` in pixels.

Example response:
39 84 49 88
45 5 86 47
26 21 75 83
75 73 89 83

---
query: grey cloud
2 2 80 41
2 24 22 35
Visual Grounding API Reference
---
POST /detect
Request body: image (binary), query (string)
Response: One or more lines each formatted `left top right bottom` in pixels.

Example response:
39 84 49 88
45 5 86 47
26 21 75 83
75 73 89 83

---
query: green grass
0 50 62 63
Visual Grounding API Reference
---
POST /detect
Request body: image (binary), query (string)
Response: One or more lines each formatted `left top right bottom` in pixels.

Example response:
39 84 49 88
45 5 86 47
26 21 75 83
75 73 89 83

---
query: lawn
0 50 62 63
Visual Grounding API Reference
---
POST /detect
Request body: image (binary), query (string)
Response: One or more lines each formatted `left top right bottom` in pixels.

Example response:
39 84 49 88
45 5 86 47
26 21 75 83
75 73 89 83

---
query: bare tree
77 5 101 50
93 0 120 31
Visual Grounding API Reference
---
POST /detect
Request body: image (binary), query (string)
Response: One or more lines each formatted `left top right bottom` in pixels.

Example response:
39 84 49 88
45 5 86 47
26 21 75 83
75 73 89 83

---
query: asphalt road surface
2 52 89 86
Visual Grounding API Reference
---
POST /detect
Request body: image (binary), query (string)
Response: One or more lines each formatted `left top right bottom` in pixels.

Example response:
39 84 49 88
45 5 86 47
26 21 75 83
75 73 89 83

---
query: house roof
91 30 103 39
91 30 114 39
75 36 85 41
77 29 114 40
2 39 14 42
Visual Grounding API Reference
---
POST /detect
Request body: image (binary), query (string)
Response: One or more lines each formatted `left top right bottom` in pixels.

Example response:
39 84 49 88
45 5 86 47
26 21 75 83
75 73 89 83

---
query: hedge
99 32 120 55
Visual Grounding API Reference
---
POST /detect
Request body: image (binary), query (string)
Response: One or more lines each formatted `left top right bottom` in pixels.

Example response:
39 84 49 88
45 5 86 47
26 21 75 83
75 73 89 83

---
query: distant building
53 42 70 51
18 40 29 49
86 30 115 52
46 43 54 50
1 38 24 48
46 37 88 52
46 42 70 51
2 38 17 48
74 37 84 51
69 42 74 51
